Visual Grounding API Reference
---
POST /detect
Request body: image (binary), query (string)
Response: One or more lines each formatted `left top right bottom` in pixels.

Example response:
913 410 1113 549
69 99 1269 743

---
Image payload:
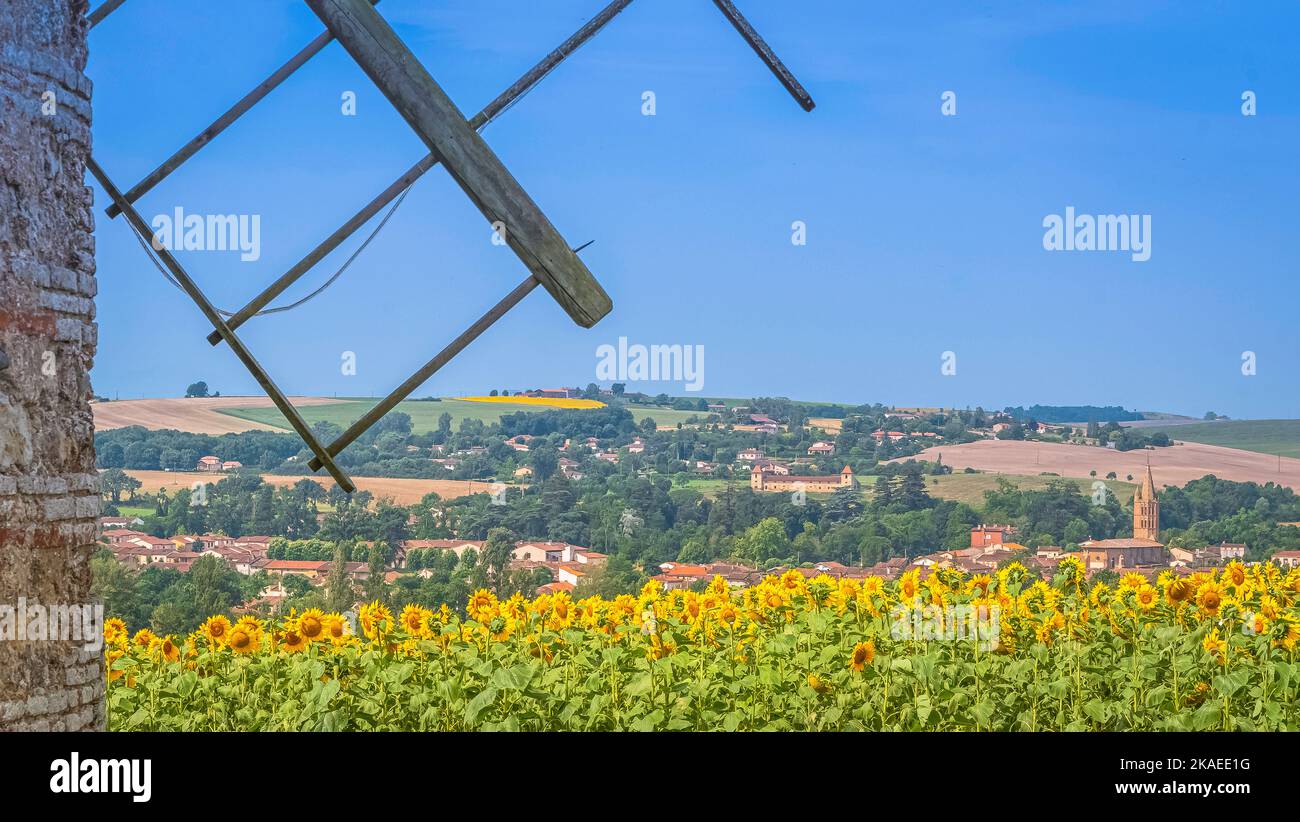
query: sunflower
849 640 875 672
1202 628 1227 663
1119 572 1147 591
806 673 831 695
898 569 920 605
717 602 741 629
234 615 265 635
467 589 500 623
321 613 348 644
1224 560 1247 588
104 617 127 645
280 630 308 653
157 635 180 663
1134 585 1159 611
359 600 394 641
1196 581 1225 616
296 608 325 642
132 628 157 650
1165 577 1193 605
201 614 231 647
1277 617 1300 651
227 626 258 654
399 604 432 637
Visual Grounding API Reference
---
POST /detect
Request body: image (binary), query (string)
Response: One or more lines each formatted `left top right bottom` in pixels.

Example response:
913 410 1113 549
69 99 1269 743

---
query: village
96 461 1300 615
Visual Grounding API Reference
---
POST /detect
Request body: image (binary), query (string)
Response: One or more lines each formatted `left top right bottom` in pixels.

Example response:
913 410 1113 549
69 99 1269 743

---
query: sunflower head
281 630 308 653
849 640 876 672
227 626 258 654
201 614 231 647
296 608 325 641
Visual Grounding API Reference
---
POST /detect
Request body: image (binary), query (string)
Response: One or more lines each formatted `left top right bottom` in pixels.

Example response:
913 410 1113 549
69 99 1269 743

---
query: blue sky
87 1 1299 418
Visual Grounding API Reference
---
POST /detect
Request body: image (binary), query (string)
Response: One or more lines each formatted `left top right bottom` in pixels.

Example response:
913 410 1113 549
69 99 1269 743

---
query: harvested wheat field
122 470 500 505
899 439 1300 491
92 396 344 434
807 417 844 433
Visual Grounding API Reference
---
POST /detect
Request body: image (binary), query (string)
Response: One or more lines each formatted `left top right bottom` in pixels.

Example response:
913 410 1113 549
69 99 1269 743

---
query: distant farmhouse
751 464 855 493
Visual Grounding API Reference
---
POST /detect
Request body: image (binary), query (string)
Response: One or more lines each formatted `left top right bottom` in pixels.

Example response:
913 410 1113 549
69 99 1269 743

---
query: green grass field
1134 419 1300 458
113 505 155 519
677 472 1136 508
218 398 704 434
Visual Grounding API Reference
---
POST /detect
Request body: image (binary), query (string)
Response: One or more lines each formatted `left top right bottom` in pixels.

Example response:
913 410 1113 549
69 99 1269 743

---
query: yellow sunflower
201 614 231 647
104 617 127 645
227 626 258 654
1202 628 1226 663
296 608 326 642
280 630 308 653
1165 577 1193 605
359 600 394 641
1196 581 1225 616
1134 585 1159 611
849 640 876 672
399 604 432 637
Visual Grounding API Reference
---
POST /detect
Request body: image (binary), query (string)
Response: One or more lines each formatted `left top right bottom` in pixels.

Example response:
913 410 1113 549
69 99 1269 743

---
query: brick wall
0 0 102 731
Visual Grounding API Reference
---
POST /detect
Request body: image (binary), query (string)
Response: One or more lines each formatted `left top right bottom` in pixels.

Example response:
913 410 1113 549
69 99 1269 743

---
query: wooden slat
206 0 634 346
308 276 540 471
87 0 128 28
711 0 815 112
87 158 357 494
305 0 612 328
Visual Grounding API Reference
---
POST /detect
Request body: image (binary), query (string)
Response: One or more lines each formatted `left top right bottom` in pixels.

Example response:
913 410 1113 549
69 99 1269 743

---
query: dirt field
899 439 1300 491
122 470 500 505
807 417 844 433
93 397 345 434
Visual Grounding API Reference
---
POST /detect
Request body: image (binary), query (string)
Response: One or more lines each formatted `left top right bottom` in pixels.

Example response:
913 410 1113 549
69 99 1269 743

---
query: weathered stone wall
0 0 102 731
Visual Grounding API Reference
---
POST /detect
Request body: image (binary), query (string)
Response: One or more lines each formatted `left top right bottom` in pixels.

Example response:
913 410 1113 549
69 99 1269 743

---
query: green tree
735 517 791 565
325 543 354 612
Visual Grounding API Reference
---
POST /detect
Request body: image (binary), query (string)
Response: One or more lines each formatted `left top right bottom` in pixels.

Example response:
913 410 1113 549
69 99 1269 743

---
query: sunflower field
104 558 1300 731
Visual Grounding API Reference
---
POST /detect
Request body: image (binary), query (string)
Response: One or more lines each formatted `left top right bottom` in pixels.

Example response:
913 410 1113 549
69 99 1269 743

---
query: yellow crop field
104 560 1300 731
459 396 606 409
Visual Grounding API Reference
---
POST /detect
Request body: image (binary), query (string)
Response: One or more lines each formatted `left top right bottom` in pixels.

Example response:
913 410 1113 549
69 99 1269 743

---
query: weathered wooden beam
104 1 381 219
711 0 815 112
206 0 634 347
305 0 612 328
87 0 128 28
308 275 540 471
87 157 358 493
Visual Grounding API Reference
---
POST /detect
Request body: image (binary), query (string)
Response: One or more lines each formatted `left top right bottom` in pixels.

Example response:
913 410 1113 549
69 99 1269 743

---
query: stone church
1078 464 1167 572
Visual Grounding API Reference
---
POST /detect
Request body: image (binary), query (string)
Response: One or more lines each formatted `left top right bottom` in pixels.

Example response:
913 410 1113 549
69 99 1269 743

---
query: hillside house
1272 551 1300 569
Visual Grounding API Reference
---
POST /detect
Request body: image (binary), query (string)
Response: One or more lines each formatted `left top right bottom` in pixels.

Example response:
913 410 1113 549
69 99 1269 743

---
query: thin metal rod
206 153 435 346
87 0 128 28
104 0 382 219
208 0 634 346
711 0 815 112
309 276 540 471
87 157 358 493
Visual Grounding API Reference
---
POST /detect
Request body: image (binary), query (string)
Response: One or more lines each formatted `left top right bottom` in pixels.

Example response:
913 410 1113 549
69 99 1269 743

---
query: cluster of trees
96 427 302 472
1005 405 1144 424
92 552 253 636
1082 421 1172 451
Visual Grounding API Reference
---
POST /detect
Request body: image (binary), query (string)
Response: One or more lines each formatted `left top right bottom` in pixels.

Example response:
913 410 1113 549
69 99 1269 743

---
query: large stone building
751 463 855 493
0 0 103 730
1078 465 1167 572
